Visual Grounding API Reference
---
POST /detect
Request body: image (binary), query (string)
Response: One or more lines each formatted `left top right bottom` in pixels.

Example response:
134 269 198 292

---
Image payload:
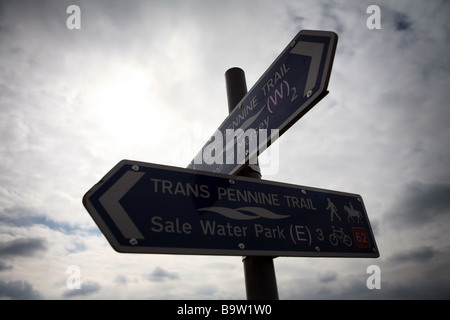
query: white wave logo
197 206 290 220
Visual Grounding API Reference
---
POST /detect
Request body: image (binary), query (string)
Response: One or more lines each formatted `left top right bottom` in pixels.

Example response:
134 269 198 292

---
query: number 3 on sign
352 228 370 248
316 228 324 241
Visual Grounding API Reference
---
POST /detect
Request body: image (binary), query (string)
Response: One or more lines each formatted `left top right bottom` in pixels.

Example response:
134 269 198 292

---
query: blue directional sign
187 30 338 175
83 160 378 258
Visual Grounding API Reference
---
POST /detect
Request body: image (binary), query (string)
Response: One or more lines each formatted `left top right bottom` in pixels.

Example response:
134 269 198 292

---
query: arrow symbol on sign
290 41 324 97
98 170 145 240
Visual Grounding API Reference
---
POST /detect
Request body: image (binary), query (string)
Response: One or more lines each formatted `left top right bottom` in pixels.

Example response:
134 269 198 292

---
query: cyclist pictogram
329 226 352 247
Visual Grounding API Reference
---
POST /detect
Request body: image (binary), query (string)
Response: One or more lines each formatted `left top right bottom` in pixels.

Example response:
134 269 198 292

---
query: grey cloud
382 283 450 300
63 280 101 298
281 275 369 300
114 274 128 285
195 284 217 297
145 266 180 282
283 271 450 300
319 2 346 34
389 182 450 227
340 277 450 300
0 237 47 258
393 12 412 31
0 207 100 236
317 271 338 283
391 246 436 264
0 261 13 271
0 279 43 299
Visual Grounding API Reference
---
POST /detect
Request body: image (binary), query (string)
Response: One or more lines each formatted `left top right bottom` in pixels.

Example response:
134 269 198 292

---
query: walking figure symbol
326 198 341 222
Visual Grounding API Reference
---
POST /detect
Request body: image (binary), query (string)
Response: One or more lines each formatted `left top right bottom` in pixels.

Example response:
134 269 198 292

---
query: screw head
315 246 320 252
131 165 139 171
306 90 313 98
301 189 307 195
238 243 245 249
129 238 138 246
229 179 235 185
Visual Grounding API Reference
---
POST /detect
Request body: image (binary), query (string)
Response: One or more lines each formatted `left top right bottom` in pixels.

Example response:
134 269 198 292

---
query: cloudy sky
1 0 449 299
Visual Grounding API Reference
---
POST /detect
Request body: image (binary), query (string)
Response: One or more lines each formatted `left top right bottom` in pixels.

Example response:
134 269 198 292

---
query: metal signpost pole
225 67 279 300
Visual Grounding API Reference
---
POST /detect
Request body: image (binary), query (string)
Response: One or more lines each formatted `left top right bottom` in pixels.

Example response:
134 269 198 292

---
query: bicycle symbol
329 226 352 247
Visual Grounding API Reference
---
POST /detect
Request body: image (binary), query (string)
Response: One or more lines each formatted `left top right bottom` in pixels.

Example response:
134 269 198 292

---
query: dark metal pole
225 67 248 113
225 67 279 300
242 256 278 300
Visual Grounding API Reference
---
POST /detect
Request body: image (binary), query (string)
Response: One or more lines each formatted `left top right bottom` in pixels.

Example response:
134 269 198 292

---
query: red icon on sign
352 228 371 248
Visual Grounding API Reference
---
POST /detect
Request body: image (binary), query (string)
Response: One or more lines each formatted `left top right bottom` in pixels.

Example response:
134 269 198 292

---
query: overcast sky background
1 0 449 299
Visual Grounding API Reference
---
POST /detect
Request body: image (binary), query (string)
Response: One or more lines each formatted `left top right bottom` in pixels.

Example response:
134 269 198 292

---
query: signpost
83 29 379 300
188 30 338 175
83 160 378 258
